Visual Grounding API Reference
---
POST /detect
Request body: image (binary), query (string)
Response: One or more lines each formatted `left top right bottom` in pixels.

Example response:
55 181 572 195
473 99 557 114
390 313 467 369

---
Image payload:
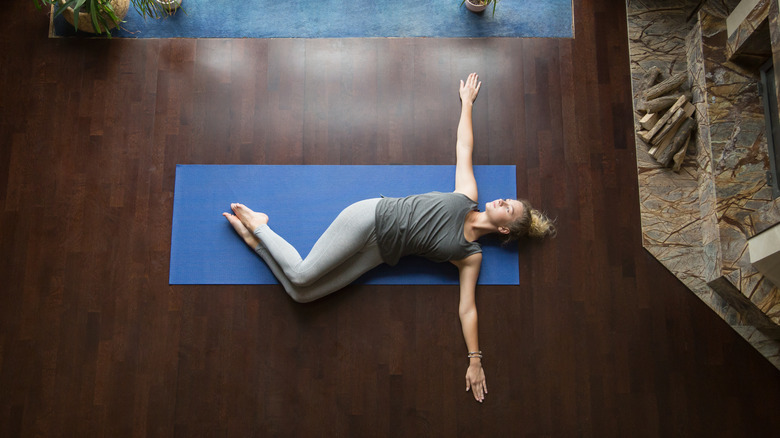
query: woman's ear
498 226 510 235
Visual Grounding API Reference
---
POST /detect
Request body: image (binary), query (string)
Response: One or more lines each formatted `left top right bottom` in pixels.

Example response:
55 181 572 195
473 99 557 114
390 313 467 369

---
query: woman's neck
464 210 499 242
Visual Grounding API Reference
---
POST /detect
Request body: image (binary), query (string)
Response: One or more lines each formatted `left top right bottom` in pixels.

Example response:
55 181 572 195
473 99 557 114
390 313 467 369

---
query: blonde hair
503 199 556 243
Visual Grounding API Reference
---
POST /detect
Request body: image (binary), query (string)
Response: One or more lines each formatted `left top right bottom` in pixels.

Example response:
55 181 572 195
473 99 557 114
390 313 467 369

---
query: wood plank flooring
1 0 780 436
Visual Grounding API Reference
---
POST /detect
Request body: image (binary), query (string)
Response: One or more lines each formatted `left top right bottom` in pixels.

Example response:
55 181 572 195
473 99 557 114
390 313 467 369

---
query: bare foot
223 212 261 248
231 203 269 233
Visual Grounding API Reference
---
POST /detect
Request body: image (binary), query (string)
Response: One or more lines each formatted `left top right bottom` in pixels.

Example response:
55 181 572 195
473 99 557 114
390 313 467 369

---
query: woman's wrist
468 350 482 365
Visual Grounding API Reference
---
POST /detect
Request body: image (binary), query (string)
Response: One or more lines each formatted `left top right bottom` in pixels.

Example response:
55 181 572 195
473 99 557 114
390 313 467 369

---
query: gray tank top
374 192 482 266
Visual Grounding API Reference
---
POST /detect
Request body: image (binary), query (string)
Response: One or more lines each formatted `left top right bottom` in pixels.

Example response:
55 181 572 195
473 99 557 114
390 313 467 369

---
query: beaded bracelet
468 351 483 359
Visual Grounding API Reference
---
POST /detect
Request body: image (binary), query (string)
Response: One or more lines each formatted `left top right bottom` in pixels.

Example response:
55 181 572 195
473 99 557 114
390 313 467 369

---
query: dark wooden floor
2 1 780 436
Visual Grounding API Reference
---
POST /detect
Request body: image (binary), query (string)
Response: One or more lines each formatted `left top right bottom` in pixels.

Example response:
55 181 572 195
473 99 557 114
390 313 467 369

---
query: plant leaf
52 0 78 18
90 0 99 33
72 0 86 12
71 0 88 30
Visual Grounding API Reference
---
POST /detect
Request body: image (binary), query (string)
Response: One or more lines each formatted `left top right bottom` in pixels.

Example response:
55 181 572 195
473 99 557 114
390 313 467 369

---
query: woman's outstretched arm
454 73 481 203
452 253 487 403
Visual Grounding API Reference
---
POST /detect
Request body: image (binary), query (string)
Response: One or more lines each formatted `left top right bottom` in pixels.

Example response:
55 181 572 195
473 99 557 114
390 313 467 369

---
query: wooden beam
640 94 688 143
658 117 696 166
644 71 687 100
672 135 692 172
638 91 692 113
639 113 659 130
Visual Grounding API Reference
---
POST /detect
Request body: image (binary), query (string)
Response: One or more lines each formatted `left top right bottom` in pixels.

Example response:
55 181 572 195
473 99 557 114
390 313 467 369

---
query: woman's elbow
459 306 477 321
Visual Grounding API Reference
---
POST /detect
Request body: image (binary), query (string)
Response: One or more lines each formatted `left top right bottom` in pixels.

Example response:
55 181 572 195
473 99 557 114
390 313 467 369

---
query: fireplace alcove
628 0 780 369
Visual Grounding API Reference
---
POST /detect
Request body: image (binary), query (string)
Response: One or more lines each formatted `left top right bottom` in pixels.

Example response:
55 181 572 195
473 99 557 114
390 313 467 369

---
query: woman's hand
459 72 482 104
465 362 487 402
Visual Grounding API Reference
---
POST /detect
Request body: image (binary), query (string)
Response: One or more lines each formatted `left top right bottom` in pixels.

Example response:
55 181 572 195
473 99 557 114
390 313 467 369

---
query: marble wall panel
627 0 780 368
627 1 696 82
638 169 701 246
710 273 779 327
772 0 780 125
628 0 738 323
629 2 707 283
739 269 780 318
696 6 780 324
689 18 726 283
726 0 771 66
751 197 780 233
767 0 780 214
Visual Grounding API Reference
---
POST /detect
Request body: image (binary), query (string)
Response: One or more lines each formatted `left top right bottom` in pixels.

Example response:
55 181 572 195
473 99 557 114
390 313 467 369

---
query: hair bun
529 210 556 239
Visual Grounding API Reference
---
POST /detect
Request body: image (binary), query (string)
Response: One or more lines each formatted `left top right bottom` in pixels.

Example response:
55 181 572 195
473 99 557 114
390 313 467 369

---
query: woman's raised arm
454 73 481 202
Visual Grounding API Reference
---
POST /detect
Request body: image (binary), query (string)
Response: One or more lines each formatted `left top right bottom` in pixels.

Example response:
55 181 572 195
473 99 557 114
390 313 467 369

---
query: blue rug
51 0 572 38
169 165 519 285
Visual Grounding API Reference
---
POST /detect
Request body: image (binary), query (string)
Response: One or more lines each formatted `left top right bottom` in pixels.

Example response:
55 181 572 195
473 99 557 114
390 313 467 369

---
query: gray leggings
252 198 383 303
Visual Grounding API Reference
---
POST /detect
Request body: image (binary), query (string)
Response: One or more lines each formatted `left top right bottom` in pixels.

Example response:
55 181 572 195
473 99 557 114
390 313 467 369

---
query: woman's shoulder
450 190 477 204
448 191 478 208
422 191 477 210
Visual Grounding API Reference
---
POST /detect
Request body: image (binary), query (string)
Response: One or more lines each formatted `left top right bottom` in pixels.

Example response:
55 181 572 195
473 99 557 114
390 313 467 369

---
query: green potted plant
34 0 177 37
461 0 500 16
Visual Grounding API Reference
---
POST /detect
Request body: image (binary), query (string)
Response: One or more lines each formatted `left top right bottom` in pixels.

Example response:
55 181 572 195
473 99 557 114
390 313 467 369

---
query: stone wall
627 0 780 369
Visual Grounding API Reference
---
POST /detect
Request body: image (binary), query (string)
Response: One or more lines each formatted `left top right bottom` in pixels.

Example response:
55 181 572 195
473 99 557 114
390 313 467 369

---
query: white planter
156 0 182 12
464 0 488 13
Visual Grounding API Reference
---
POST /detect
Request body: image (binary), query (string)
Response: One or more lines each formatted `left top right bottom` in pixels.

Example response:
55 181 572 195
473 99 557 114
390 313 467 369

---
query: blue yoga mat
51 0 573 39
169 165 519 285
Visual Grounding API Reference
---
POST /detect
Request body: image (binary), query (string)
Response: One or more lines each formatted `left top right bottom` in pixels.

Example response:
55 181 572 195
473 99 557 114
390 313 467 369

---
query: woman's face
486 198 524 229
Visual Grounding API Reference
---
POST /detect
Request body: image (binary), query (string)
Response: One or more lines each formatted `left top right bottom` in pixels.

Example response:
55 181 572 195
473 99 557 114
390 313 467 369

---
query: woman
223 73 555 403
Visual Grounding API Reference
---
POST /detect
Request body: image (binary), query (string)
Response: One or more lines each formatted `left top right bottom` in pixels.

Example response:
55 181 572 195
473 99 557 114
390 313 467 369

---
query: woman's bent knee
287 292 309 303
286 271 318 288
285 288 317 304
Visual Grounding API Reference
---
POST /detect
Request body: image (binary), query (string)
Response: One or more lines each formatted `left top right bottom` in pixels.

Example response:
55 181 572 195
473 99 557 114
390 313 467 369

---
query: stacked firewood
635 67 697 172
